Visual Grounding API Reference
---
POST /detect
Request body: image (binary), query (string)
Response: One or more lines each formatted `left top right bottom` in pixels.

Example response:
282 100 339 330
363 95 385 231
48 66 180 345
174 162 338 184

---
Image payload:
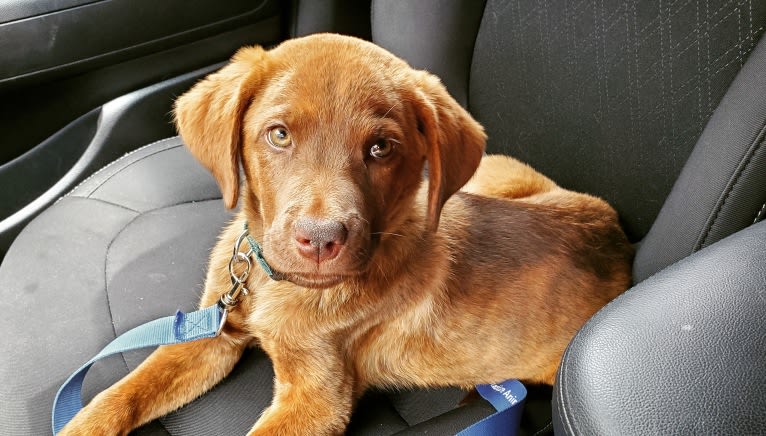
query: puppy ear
411 71 486 231
174 46 269 209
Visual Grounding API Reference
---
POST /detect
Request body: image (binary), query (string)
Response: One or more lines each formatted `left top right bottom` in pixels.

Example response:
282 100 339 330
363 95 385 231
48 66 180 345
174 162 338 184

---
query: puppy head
175 34 485 287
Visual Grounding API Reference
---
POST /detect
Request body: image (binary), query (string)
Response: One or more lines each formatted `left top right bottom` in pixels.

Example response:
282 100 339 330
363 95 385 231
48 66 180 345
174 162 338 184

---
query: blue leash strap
51 305 222 434
51 303 524 435
457 379 527 436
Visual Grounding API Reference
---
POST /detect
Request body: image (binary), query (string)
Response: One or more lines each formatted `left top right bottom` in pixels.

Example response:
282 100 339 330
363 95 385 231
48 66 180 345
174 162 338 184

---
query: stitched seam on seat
370 1 376 40
553 273 640 436
556 343 577 435
553 279 637 436
754 201 766 224
140 197 223 215
532 421 553 436
104 213 143 374
465 1 488 110
696 119 766 250
65 136 182 199
82 138 183 198
67 189 221 215
85 143 187 200
77 196 140 214
101 197 222 374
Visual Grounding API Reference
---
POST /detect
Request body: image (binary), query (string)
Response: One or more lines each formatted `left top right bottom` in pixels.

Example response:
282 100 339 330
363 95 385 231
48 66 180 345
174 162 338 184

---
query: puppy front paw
59 419 128 436
58 401 133 436
246 405 347 436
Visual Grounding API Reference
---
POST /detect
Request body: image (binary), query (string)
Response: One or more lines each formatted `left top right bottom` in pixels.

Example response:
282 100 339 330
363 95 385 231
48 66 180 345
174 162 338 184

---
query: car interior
1 0 764 434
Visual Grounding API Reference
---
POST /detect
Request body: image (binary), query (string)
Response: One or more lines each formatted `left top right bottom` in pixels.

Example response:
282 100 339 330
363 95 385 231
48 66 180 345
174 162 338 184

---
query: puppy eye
370 139 393 159
267 126 292 148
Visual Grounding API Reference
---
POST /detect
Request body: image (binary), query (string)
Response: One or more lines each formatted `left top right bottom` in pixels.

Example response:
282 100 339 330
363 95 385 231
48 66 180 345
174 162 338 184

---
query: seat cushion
468 0 766 243
0 137 557 435
0 137 271 435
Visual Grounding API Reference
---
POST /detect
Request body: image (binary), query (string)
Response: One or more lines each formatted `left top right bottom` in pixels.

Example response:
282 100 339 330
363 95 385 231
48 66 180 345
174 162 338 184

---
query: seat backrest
372 0 766 281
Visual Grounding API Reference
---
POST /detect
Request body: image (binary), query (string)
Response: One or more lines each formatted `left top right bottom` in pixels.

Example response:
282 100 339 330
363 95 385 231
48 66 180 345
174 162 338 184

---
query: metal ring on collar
228 251 252 284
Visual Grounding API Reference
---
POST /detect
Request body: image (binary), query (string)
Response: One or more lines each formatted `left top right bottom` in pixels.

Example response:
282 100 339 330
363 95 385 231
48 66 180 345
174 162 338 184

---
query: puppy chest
349 302 453 385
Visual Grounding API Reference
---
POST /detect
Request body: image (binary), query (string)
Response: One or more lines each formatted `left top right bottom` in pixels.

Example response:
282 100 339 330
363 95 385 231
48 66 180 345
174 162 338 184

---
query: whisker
371 257 391 285
371 231 405 238
382 102 399 119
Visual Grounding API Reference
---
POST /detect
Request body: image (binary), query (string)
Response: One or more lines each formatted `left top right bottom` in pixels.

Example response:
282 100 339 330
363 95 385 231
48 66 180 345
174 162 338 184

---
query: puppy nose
293 218 348 263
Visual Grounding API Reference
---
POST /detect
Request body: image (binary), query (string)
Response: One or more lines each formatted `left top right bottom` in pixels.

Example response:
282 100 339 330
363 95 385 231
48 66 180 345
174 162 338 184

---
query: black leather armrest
553 221 766 435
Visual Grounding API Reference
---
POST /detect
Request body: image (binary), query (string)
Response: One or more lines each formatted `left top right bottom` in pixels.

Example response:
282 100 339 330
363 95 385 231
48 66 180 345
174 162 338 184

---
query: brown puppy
61 33 632 435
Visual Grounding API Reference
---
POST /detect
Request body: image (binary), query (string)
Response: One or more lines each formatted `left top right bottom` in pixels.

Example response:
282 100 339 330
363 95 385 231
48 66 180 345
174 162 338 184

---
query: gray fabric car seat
1 0 765 435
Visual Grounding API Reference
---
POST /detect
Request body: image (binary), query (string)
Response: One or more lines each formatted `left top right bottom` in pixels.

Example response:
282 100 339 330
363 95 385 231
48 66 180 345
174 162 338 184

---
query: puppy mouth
277 271 354 288
260 248 367 288
259 229 378 288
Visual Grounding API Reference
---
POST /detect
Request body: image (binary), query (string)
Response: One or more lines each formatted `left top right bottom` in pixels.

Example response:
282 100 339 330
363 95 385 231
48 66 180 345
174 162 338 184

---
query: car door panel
0 0 285 165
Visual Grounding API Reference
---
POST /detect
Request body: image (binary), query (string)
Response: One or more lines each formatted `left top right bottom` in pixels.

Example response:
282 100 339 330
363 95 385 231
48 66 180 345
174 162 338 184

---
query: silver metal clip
217 226 253 335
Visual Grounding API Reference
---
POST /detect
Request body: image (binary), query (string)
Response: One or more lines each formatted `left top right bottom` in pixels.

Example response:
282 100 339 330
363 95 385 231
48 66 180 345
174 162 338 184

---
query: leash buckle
217 226 254 335
216 306 229 337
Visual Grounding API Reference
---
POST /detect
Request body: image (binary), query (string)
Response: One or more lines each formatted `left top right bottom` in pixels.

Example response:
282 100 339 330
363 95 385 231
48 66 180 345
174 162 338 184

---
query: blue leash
459 380 527 436
52 305 223 434
51 304 525 435
51 223 526 435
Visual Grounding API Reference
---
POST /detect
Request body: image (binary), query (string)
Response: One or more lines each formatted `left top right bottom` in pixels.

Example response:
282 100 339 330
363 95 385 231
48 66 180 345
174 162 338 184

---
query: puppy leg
247 348 354 436
59 332 248 436
461 154 558 200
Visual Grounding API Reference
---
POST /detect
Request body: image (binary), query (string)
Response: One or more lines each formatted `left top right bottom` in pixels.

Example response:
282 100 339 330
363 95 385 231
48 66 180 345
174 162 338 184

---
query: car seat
1 0 764 434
